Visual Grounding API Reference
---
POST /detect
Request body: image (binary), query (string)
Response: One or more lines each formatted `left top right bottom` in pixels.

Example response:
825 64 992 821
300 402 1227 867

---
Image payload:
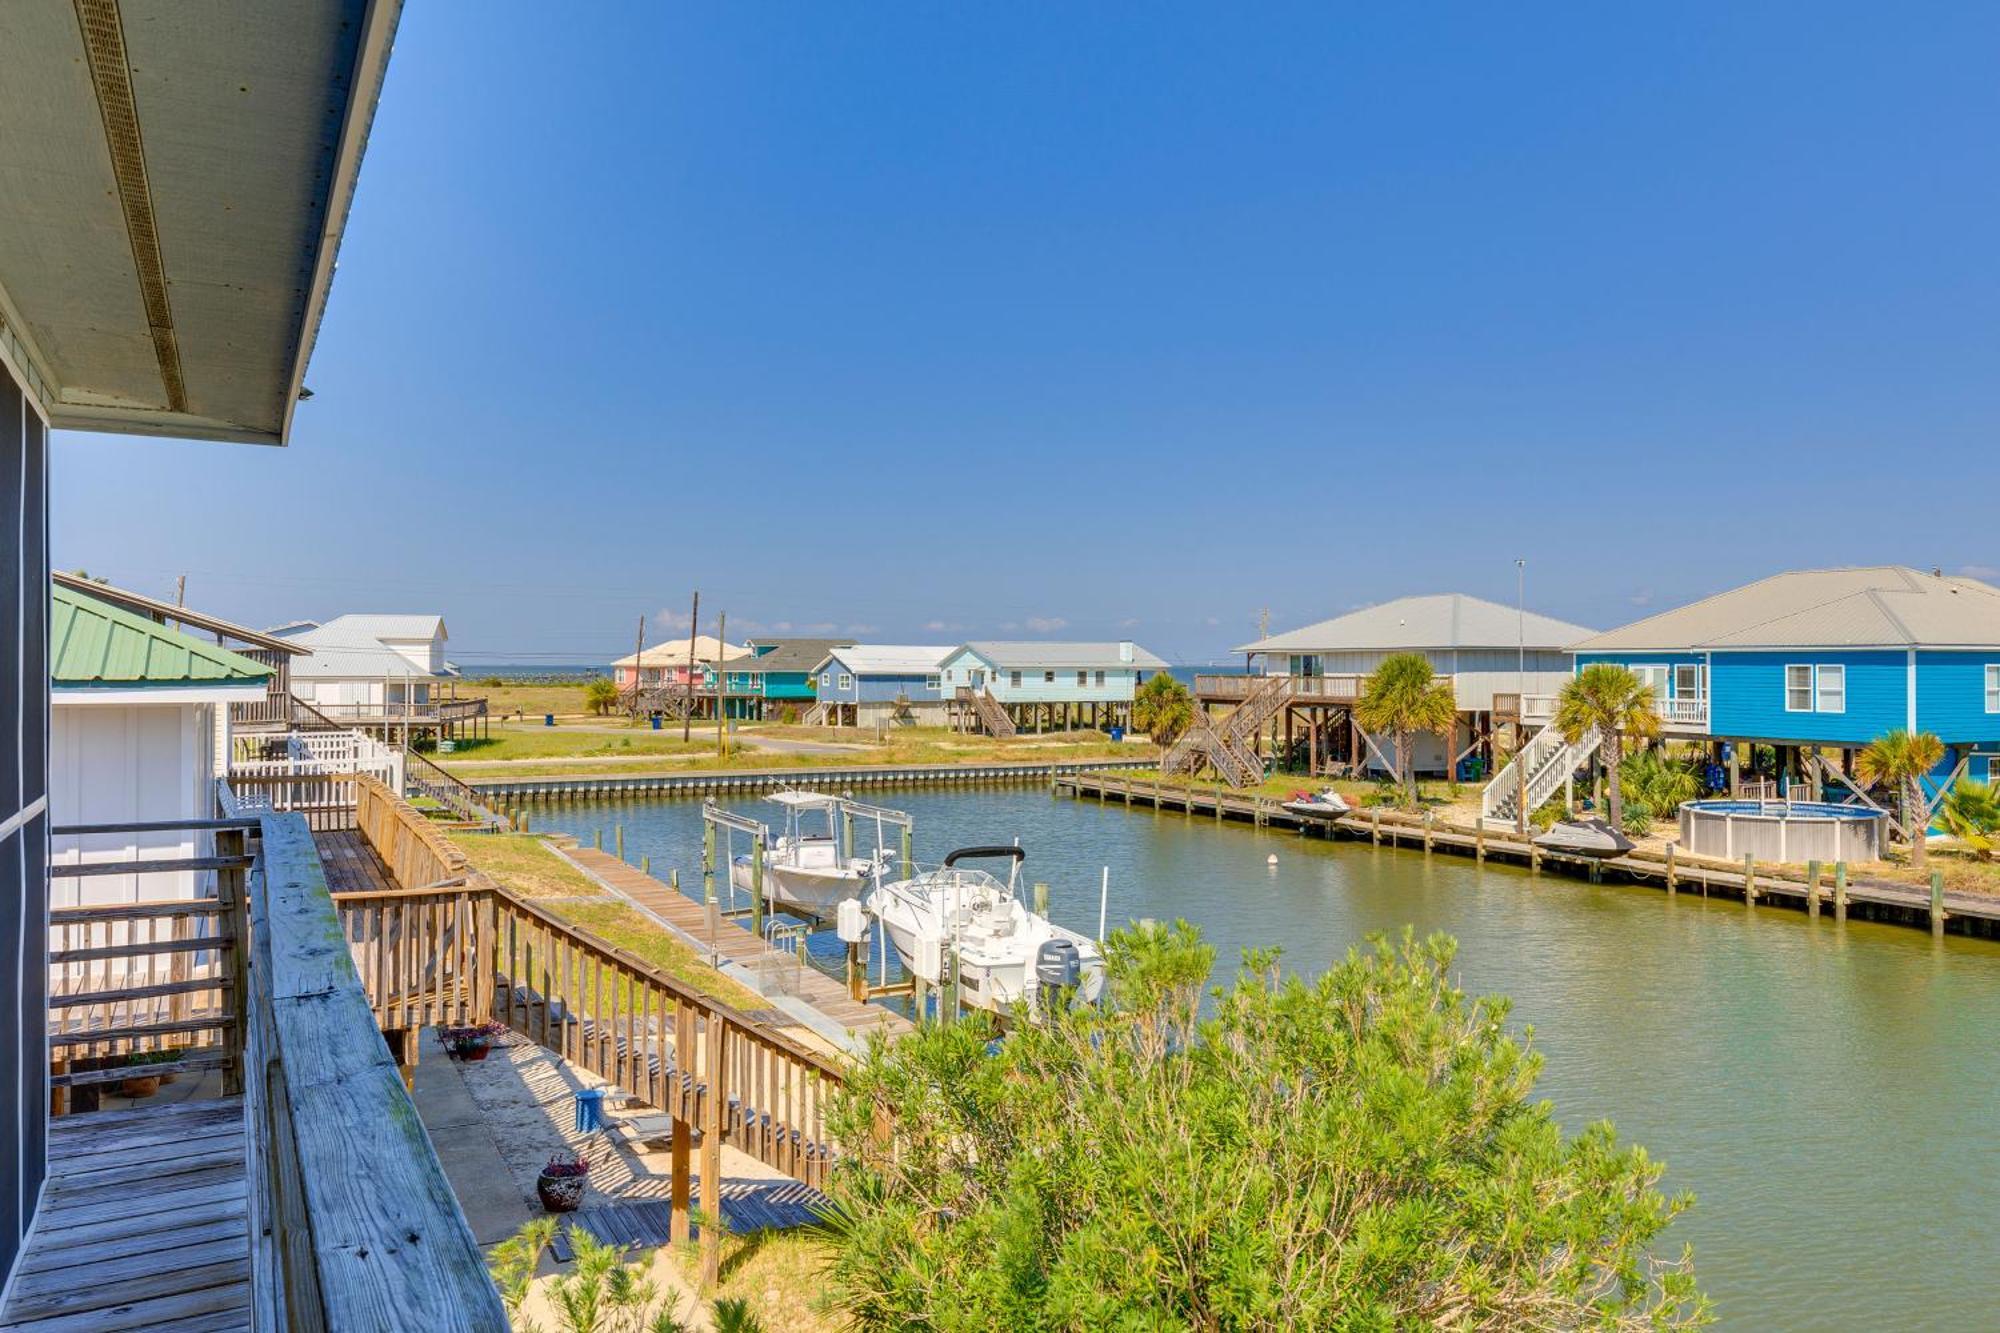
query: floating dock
1059 772 2000 940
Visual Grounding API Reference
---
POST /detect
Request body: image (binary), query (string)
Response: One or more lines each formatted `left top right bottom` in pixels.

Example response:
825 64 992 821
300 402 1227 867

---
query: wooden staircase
957 686 1017 738
1160 676 1293 787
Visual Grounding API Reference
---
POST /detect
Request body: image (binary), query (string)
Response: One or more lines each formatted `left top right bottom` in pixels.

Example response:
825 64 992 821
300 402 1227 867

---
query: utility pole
681 591 700 741
714 611 728 755
630 614 646 716
1516 558 1528 837
173 573 186 634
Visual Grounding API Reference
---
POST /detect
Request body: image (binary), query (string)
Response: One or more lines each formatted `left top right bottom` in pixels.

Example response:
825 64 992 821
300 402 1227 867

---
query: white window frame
1986 664 2000 713
1095 670 1106 686
1076 670 1088 687
925 673 941 692
1673 663 1703 699
837 673 853 692
1010 671 1022 687
1632 664 1671 698
1043 670 1056 684
1784 664 1813 712
820 671 831 688
1815 664 1845 714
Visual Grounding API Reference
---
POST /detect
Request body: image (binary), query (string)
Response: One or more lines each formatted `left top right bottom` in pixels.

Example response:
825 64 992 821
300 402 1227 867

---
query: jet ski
1281 788 1352 819
1531 817 1634 859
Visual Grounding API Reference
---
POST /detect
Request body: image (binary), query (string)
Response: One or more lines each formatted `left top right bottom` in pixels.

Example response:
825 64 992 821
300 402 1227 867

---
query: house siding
1914 651 2000 744
940 649 1145 703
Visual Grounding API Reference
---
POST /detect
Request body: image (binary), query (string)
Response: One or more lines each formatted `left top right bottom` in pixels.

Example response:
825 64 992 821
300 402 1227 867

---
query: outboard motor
1035 938 1082 991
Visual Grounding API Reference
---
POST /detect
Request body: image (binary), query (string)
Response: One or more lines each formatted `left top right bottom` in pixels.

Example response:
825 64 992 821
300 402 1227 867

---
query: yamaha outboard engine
1040 940 1088 1012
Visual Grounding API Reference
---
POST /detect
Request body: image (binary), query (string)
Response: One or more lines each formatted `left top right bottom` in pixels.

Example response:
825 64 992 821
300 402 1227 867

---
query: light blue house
939 640 1169 733
808 645 954 727
1567 566 2000 799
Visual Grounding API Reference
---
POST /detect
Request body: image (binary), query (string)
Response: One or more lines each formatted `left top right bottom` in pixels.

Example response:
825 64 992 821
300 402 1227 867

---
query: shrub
778 702 800 725
819 923 1706 1330
583 678 621 716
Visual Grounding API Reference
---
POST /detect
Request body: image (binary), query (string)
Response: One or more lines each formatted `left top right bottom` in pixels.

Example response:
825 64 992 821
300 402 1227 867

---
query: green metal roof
52 584 273 689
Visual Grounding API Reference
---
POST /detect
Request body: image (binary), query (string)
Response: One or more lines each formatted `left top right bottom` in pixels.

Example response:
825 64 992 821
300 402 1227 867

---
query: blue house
808 645 955 727
938 640 1169 733
1567 566 2000 800
723 638 851 720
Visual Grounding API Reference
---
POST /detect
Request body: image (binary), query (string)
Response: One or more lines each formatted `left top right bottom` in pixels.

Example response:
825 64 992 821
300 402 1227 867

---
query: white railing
231 728 404 792
1482 722 1600 823
1655 697 1709 727
1521 694 1557 723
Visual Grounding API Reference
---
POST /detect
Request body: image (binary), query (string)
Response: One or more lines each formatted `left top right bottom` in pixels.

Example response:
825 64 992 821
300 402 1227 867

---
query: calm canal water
533 782 2000 1329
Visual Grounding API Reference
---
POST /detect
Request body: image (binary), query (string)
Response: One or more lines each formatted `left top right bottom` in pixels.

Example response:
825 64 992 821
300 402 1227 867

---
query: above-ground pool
1677 799 1887 863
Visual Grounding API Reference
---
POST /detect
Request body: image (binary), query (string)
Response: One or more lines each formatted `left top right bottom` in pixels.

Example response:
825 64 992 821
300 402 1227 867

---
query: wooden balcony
1194 673 1376 705
12 795 505 1332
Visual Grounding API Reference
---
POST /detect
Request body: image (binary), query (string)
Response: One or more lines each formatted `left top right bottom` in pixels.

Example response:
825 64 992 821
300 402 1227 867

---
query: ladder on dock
1160 675 1293 787
1481 720 1600 825
957 686 1017 738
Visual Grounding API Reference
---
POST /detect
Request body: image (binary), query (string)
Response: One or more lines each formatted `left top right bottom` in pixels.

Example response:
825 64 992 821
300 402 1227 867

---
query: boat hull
730 856 874 919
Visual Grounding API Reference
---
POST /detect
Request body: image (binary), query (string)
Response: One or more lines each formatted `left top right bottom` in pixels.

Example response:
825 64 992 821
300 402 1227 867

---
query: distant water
531 783 2000 1329
458 663 609 682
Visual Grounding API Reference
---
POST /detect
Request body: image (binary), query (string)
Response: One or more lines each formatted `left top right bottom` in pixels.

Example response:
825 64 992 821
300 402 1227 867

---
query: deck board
313 827 398 895
1 1097 249 1333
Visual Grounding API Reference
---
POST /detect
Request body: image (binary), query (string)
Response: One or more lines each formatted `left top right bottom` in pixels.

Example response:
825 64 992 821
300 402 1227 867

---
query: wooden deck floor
563 846 912 1041
0 1098 249 1332
314 826 398 894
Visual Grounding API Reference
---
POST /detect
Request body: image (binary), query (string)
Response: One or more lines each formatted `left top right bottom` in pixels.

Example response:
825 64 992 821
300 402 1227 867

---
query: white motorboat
1281 788 1352 819
865 846 1105 1017
728 791 887 919
1532 817 1635 859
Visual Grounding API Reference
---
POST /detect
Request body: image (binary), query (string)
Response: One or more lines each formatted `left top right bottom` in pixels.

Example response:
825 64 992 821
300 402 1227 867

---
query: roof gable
52 585 272 688
735 639 852 672
1238 594 1594 655
821 645 954 675
1573 566 2000 651
955 641 1170 671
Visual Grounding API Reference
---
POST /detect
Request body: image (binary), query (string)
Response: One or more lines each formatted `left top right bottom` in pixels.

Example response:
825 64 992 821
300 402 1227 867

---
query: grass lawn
1114 767 1467 806
463 680 598 720
441 724 718 764
675 1231 842 1333
446 832 767 1009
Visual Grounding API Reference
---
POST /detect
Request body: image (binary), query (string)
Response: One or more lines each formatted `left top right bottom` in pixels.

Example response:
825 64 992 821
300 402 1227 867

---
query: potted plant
536 1150 590 1213
118 1048 180 1099
438 1021 508 1061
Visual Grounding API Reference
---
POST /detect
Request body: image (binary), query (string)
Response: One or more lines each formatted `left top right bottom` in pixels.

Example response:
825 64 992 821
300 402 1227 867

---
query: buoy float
1266 854 1279 866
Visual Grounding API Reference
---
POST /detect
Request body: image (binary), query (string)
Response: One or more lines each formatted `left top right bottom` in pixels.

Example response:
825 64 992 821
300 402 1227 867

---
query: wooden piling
1423 810 1434 853
615 824 625 862
1664 843 1676 895
1474 822 1485 863
1806 859 1821 919
1834 861 1847 921
1371 809 1381 845
1033 882 1050 916
641 854 650 877
594 827 603 851
1931 870 1946 936
1742 852 1757 905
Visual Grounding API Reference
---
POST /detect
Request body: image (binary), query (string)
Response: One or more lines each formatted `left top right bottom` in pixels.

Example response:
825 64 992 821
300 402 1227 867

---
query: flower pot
460 1038 492 1062
119 1075 161 1099
537 1170 587 1213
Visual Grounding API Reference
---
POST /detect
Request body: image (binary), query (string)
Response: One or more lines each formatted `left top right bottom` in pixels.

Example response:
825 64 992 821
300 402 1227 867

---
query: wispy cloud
924 619 967 633
1628 588 1655 607
843 623 878 635
770 620 793 632
652 607 693 632
805 621 837 633
998 622 1018 632
1960 564 2000 580
1025 615 1068 633
1117 617 1140 629
1204 616 1220 628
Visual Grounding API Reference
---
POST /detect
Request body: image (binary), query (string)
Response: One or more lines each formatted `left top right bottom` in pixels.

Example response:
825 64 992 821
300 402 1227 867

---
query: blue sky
52 3 2000 664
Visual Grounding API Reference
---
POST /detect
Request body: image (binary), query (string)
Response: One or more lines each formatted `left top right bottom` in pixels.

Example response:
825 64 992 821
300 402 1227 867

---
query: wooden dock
1061 773 2000 939
560 846 913 1043
468 756 1158 802
0 1097 249 1332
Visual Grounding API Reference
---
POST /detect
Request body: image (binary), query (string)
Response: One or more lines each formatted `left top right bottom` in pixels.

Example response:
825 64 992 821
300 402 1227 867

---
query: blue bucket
573 1087 607 1133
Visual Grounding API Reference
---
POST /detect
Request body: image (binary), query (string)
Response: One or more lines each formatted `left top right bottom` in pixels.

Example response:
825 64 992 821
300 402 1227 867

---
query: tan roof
612 636 750 669
1573 566 2000 651
1238 594 1593 655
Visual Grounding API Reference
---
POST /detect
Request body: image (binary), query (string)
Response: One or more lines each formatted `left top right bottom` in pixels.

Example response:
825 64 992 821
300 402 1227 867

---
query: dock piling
1834 861 1847 921
1665 843 1676 895
615 824 624 862
594 827 603 852
1806 859 1821 919
641 854 650 877
1033 882 1050 916
1743 852 1757 905
1931 870 1946 936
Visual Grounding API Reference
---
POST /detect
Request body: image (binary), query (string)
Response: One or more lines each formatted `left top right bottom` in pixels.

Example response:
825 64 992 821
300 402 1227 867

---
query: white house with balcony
1231 593 1594 778
271 614 486 743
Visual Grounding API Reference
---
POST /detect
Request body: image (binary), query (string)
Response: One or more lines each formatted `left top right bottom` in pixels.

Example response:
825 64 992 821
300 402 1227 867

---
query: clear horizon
52 3 2000 664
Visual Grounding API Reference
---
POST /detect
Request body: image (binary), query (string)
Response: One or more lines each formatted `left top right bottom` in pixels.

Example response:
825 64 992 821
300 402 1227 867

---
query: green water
534 783 2000 1329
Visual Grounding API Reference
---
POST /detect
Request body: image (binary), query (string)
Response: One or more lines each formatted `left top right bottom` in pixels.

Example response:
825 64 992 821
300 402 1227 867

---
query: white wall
49 701 214 906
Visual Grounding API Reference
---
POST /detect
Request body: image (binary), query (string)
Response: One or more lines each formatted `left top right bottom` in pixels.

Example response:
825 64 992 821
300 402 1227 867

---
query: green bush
818 923 1706 1330
583 678 621 716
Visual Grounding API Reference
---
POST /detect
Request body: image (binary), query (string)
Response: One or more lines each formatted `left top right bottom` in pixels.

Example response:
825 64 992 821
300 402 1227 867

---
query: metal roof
1237 594 1595 655
956 641 1171 671
739 638 853 672
304 613 447 642
52 571 306 655
52 583 272 688
0 1 401 444
1572 566 2000 651
612 636 751 669
818 645 956 675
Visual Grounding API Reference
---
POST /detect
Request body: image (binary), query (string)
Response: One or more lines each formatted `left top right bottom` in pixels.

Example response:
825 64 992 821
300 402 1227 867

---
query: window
925 674 941 692
1987 665 2000 713
1095 670 1105 686
1077 670 1088 687
820 671 831 687
1044 670 1055 684
1815 664 1845 713
1010 671 1022 687
1633 664 1670 697
1785 665 1812 711
1674 663 1703 699
838 673 853 691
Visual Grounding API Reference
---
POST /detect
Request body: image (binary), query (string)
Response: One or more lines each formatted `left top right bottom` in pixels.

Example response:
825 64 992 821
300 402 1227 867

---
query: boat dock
558 845 913 1049
469 756 1158 802
1059 772 2000 940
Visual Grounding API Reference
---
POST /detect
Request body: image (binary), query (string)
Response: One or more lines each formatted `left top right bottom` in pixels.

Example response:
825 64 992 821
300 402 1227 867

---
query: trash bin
573 1087 606 1133
1109 726 1125 743
543 713 555 727
650 715 662 730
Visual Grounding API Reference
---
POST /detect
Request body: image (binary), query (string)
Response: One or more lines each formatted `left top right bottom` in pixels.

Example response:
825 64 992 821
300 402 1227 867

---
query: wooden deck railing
46 799 504 1328
337 779 850 1281
1195 672 1374 702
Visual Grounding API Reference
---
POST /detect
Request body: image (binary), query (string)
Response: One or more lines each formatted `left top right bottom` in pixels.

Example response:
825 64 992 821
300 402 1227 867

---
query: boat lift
698 791 915 940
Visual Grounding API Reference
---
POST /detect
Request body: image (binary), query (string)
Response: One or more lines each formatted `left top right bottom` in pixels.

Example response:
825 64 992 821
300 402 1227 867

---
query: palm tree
1354 653 1456 808
1855 729 1946 866
1551 663 1660 827
1132 673 1194 749
1939 778 2000 861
